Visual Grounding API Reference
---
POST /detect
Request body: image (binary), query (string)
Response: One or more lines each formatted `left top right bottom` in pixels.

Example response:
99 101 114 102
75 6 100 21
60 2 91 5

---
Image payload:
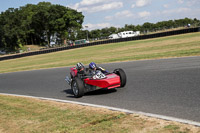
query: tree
0 8 23 50
124 24 136 31
90 29 101 39
0 2 84 50
142 22 154 33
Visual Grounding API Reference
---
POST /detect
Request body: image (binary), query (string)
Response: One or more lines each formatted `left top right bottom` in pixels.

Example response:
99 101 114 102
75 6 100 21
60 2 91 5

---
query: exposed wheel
71 77 85 98
114 68 127 87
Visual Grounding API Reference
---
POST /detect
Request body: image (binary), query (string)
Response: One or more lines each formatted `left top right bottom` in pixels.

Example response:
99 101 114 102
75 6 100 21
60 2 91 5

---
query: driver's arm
97 67 108 74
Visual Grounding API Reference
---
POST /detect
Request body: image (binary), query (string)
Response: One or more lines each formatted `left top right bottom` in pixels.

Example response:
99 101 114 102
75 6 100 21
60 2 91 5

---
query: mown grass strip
0 32 200 73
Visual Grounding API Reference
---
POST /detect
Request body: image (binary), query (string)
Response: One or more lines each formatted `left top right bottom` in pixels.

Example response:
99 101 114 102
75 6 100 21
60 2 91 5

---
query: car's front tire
114 68 127 87
71 77 85 98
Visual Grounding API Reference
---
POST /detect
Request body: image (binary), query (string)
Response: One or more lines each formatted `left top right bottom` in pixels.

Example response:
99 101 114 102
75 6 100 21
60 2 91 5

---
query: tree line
0 2 84 51
85 17 200 40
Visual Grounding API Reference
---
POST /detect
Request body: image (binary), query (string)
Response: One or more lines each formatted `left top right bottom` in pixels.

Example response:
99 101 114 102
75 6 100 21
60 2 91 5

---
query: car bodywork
65 66 126 98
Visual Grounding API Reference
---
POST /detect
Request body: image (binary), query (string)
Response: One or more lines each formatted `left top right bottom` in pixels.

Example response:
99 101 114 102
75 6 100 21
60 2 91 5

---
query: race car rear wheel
71 77 85 98
114 68 126 87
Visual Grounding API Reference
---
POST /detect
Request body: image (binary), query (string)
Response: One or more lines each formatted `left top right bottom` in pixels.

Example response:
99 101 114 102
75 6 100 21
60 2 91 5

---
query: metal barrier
0 27 199 61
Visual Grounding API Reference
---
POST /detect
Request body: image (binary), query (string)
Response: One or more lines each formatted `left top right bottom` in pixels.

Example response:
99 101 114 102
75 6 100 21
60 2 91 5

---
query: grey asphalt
0 56 200 122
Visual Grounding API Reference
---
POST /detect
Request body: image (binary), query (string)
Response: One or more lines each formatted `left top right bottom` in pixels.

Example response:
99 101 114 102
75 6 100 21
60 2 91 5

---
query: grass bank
0 95 199 133
0 32 200 73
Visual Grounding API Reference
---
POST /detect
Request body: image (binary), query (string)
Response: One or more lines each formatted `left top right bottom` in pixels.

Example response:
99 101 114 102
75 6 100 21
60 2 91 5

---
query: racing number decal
96 72 106 79
93 71 106 79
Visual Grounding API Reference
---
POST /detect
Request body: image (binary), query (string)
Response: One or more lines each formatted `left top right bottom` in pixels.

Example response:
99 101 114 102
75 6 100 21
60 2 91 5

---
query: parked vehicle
0 50 6 55
108 34 120 39
75 39 89 45
109 31 140 39
118 31 140 38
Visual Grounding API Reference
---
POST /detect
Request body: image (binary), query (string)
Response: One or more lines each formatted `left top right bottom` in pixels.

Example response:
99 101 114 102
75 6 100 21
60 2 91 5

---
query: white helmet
76 62 84 71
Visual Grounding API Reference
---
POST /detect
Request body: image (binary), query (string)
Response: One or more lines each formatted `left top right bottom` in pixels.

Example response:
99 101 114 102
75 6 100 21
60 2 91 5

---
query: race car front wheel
71 77 85 98
114 68 127 87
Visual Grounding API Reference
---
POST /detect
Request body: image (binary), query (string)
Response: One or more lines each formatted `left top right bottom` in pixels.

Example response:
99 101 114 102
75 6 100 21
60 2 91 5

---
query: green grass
0 95 199 133
0 32 200 73
164 125 180 130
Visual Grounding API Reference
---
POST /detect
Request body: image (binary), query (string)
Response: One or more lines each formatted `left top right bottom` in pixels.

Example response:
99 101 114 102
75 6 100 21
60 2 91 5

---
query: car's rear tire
71 77 85 98
114 68 127 87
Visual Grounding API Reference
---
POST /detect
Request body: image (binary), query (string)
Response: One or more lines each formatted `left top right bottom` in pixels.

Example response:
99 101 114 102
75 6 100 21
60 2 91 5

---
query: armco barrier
0 27 199 61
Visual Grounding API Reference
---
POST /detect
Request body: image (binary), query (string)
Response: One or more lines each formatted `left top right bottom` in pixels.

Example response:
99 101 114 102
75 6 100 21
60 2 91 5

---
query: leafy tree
90 29 101 39
193 18 200 26
142 22 154 33
0 8 22 50
0 2 84 50
124 24 136 31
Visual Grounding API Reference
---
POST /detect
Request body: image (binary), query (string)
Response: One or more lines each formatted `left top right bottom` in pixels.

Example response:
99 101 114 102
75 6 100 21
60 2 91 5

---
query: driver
89 62 108 75
76 62 85 75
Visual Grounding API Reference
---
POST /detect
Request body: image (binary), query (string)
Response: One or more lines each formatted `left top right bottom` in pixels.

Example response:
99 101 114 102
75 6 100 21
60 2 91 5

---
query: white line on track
0 93 200 127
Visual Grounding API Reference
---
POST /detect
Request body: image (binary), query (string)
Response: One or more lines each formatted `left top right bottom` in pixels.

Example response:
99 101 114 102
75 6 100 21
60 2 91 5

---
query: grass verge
0 95 200 133
0 32 200 73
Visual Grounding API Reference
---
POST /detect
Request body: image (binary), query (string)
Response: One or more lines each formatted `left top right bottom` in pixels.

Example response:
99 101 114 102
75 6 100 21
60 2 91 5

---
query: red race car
65 66 126 98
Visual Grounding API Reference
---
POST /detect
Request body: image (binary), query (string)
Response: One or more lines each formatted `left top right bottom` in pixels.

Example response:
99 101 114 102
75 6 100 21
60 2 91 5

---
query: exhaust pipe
65 76 71 85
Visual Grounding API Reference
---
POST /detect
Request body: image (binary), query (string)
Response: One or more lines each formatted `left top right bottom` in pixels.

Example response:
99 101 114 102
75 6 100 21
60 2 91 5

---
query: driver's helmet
89 62 97 70
76 62 84 71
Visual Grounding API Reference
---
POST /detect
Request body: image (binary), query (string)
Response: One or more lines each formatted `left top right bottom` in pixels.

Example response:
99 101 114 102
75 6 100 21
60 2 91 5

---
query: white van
108 31 140 39
108 34 120 39
117 31 140 38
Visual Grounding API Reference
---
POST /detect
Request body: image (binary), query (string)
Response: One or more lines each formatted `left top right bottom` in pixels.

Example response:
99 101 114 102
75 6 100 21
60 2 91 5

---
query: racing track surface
0 56 200 123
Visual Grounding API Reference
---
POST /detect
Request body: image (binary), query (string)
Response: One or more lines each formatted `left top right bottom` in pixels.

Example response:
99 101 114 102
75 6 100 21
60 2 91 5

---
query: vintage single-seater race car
65 66 126 98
